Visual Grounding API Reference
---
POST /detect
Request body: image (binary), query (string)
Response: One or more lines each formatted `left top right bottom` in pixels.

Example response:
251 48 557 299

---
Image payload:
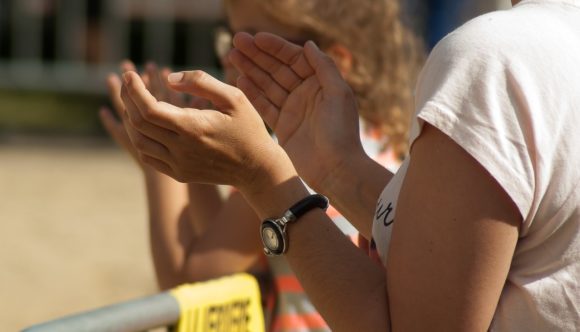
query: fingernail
306 40 319 50
168 72 184 83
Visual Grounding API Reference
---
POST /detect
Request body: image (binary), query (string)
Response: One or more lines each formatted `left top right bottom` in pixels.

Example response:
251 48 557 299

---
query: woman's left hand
229 32 365 193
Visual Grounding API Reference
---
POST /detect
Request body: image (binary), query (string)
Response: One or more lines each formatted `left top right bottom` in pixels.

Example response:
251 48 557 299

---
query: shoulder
411 9 544 222
431 4 571 67
430 10 526 66
415 8 539 106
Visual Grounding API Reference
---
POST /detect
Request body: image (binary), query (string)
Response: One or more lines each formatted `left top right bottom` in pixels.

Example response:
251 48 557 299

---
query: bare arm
142 169 189 289
102 63 263 290
229 35 521 329
386 124 520 330
240 124 520 331
185 183 223 237
119 53 520 330
229 32 393 237
148 175 263 288
317 152 392 238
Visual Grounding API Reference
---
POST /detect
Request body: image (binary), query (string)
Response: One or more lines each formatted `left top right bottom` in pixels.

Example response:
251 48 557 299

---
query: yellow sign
170 274 265 332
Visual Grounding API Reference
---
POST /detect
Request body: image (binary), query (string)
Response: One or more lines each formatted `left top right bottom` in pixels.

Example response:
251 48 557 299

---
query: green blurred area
0 89 109 138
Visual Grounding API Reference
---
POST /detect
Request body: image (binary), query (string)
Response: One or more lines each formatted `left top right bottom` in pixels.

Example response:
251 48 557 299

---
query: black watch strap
288 194 329 220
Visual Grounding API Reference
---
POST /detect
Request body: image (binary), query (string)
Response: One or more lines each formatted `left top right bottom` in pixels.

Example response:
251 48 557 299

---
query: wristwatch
260 194 329 256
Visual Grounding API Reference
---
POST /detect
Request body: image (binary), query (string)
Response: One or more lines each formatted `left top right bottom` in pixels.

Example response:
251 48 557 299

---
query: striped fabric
265 125 401 332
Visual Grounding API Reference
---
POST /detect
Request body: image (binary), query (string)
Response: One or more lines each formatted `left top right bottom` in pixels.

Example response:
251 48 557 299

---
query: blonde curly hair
226 0 424 158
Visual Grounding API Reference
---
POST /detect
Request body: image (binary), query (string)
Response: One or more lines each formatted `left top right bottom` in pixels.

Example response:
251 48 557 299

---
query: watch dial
263 227 279 249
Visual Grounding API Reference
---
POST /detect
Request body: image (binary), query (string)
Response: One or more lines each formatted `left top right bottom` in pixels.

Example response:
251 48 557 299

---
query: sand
0 140 158 331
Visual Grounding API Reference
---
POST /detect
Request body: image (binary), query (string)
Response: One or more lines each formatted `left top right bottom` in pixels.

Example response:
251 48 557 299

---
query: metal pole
22 292 180 332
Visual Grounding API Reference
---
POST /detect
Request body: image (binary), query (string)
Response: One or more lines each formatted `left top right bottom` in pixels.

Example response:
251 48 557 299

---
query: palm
272 76 360 190
231 32 363 190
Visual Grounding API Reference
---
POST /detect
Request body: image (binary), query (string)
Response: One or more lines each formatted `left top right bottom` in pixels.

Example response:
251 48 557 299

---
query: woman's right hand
229 32 366 193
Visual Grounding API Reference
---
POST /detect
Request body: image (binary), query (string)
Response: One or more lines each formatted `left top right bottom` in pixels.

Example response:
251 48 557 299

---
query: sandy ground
0 139 158 331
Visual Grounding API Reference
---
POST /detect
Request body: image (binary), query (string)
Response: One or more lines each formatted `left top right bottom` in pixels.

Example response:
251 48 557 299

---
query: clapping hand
229 32 364 192
119 68 296 192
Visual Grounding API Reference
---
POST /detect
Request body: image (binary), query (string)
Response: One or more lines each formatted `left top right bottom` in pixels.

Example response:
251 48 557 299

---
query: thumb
167 70 246 111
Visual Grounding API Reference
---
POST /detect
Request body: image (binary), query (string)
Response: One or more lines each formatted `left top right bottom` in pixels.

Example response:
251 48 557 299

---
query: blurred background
0 0 509 330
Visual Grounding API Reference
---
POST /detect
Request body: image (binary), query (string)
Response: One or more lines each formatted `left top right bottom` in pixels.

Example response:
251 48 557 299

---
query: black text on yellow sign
171 274 265 332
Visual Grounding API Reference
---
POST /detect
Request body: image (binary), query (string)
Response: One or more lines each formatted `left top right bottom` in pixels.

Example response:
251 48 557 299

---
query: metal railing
23 292 181 332
0 0 224 94
22 273 265 332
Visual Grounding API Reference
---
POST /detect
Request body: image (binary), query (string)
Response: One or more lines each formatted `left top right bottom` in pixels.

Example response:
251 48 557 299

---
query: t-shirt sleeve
410 19 535 221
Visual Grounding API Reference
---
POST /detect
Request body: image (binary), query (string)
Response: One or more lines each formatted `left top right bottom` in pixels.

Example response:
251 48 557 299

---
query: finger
167 70 247 111
228 49 288 108
123 114 172 161
141 72 151 91
232 32 304 91
237 75 279 129
304 41 349 93
146 62 166 101
120 60 136 73
123 71 185 131
99 107 124 142
120 60 150 88
252 32 315 79
121 81 180 144
106 74 125 118
160 67 186 106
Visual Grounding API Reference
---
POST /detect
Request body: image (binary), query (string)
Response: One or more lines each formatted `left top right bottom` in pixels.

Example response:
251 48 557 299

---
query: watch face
261 220 285 255
262 227 279 248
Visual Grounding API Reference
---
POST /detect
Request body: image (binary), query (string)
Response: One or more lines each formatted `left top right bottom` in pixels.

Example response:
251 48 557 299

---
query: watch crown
263 248 274 256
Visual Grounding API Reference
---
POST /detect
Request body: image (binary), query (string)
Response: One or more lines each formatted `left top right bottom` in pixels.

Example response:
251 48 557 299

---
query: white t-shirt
372 1 580 330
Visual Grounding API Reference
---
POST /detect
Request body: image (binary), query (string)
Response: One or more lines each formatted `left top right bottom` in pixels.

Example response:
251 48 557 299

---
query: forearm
143 169 191 289
317 152 393 239
288 209 390 331
186 183 224 237
242 175 390 331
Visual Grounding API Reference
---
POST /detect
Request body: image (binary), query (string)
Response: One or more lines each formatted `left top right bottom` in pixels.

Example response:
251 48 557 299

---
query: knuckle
189 70 206 86
141 106 155 121
141 102 163 121
229 87 247 105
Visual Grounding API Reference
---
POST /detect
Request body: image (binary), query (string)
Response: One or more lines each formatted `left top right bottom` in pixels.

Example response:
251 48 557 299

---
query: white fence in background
0 0 223 94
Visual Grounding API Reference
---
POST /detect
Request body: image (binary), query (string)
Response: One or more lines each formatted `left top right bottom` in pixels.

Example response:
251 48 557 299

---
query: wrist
313 144 369 195
242 176 311 223
239 145 311 221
